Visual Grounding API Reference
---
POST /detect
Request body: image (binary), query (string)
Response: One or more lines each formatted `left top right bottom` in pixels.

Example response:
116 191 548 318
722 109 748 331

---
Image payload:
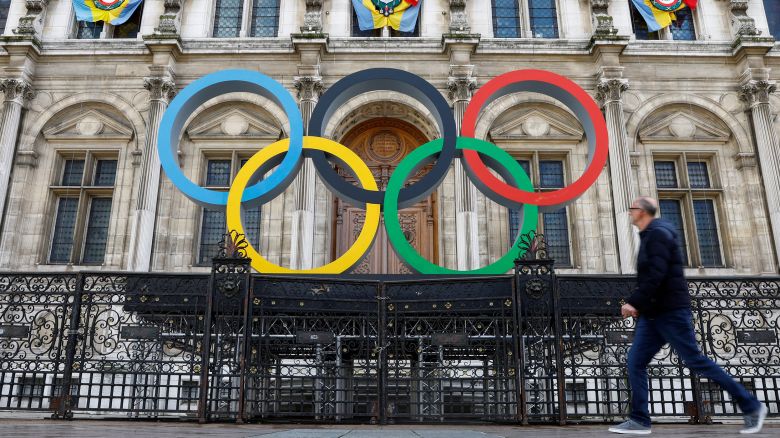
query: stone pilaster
12 0 50 39
740 77 780 267
0 78 33 233
155 0 184 36
127 76 176 271
289 36 326 270
448 74 480 270
597 72 637 274
289 76 323 270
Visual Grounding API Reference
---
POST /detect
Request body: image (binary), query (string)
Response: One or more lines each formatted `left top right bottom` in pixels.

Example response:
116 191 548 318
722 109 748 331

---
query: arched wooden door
332 118 437 274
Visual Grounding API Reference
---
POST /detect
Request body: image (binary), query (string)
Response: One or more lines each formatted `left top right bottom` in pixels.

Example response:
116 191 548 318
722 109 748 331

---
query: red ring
461 70 609 207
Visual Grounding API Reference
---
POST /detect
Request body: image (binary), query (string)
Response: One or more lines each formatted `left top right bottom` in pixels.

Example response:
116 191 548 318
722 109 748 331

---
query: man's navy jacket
626 218 691 316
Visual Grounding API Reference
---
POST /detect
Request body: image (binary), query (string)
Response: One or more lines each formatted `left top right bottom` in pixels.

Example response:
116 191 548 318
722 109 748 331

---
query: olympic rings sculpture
157 68 609 275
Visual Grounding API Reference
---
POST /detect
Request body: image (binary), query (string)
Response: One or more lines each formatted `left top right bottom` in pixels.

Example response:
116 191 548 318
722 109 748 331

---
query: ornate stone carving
596 78 629 106
0 78 34 104
301 0 324 34
155 0 183 35
739 80 776 107
448 0 470 34
13 0 50 37
728 0 762 37
143 77 177 102
591 0 618 37
294 76 324 101
447 76 476 103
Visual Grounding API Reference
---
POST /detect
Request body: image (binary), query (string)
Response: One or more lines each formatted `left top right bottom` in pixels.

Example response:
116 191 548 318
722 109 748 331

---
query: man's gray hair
635 196 658 216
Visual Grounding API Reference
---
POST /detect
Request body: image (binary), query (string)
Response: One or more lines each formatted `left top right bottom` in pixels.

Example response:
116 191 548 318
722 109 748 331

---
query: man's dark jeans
627 307 761 427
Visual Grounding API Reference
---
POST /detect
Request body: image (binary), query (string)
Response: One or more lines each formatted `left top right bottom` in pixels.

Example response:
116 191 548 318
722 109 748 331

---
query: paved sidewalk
0 420 778 437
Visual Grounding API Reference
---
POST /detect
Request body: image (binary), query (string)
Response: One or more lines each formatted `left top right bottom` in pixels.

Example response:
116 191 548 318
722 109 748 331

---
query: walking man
608 196 768 435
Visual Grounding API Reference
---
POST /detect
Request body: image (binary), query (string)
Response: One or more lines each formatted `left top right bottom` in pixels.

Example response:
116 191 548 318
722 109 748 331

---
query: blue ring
157 70 303 208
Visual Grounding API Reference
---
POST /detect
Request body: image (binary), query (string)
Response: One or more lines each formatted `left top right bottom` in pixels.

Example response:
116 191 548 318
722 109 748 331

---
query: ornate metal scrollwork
216 230 249 260
517 230 549 261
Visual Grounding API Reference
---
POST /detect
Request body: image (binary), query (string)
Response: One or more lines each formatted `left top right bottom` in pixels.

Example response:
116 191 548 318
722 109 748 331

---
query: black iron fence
0 236 778 424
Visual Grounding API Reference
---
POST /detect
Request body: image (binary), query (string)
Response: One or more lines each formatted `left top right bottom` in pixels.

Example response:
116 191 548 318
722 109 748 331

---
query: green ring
384 136 538 274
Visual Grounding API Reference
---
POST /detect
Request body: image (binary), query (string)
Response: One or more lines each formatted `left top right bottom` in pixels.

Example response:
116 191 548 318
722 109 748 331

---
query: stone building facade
0 0 778 276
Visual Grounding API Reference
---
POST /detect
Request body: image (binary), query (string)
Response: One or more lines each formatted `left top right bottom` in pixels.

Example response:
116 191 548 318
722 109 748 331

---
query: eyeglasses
628 207 643 212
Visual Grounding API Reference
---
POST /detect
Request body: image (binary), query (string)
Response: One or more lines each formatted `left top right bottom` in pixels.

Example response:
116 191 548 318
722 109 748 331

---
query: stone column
448 75 480 270
289 76 323 270
443 3 481 270
740 78 780 266
597 74 637 274
0 78 33 231
289 30 325 270
127 76 176 271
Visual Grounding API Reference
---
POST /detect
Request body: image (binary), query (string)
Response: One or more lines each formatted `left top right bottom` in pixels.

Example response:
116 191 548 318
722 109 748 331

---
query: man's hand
621 303 639 319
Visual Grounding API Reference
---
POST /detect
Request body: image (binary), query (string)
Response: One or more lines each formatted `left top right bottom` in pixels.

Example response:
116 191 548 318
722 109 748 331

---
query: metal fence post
236 267 253 423
56 273 83 420
197 273 215 423
377 281 387 425
512 261 528 425
689 294 707 424
550 268 567 425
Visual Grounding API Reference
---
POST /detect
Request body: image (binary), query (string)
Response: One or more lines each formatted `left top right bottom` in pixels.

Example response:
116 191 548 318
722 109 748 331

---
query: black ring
309 68 457 209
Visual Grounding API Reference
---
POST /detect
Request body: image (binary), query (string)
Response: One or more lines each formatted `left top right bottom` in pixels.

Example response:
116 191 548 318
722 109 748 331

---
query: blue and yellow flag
73 0 143 25
630 0 697 32
352 0 421 33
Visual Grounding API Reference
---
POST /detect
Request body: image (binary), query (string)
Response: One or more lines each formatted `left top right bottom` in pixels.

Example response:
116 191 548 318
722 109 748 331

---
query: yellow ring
227 136 380 274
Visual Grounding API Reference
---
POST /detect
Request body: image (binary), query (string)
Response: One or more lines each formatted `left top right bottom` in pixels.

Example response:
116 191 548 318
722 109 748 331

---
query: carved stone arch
626 93 751 155
474 93 583 141
489 103 585 142
184 92 290 139
325 92 440 141
186 101 284 142
22 93 146 155
42 106 135 142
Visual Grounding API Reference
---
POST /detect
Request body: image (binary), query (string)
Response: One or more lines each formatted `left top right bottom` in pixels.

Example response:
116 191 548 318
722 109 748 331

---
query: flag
630 0 694 32
352 0 422 33
73 0 144 26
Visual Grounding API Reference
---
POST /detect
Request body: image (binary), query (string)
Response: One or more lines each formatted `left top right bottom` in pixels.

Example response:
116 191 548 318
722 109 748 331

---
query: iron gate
0 232 779 424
